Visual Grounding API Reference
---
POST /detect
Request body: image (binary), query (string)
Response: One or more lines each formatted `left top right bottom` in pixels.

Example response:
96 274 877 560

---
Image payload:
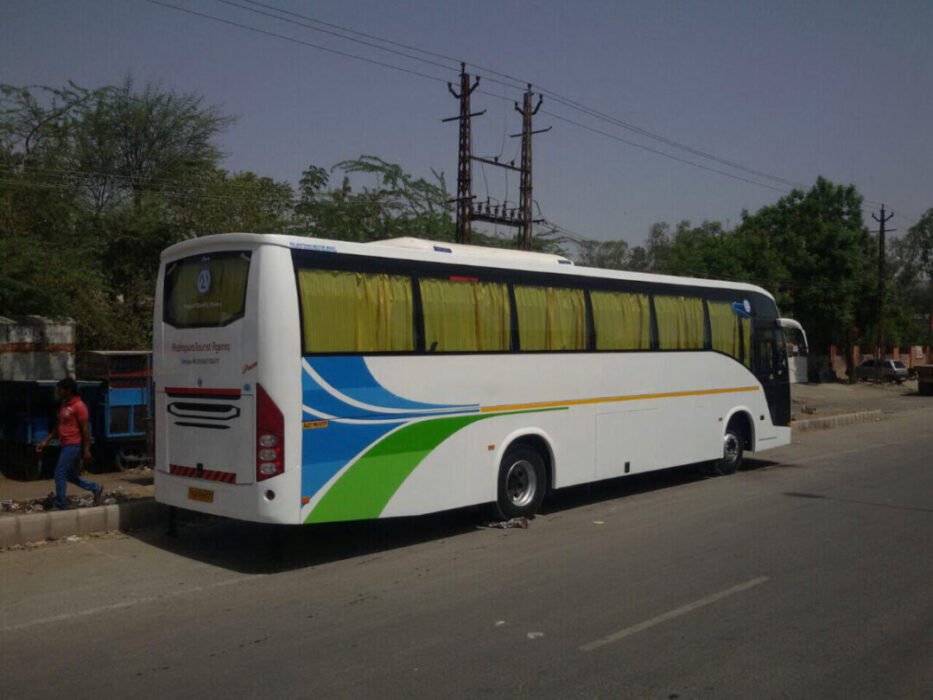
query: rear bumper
154 468 301 524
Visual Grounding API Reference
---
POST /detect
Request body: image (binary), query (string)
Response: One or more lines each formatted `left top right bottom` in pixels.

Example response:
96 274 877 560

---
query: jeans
53 445 100 509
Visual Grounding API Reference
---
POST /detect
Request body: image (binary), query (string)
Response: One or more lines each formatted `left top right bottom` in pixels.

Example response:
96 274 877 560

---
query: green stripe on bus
305 408 564 524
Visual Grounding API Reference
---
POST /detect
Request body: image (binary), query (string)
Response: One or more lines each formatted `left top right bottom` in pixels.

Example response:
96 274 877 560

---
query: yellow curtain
298 270 414 353
590 291 650 350
655 295 704 350
708 300 741 359
420 278 510 352
169 255 250 326
742 316 751 367
515 286 586 350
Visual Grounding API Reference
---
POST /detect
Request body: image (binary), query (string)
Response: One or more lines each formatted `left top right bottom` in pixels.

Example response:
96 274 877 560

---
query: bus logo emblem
196 268 212 295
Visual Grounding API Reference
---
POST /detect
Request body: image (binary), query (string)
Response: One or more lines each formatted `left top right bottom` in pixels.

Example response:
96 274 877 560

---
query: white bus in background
779 318 809 384
153 234 791 525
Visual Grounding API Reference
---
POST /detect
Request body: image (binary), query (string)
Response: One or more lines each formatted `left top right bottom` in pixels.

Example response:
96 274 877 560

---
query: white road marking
580 576 769 652
2 574 265 633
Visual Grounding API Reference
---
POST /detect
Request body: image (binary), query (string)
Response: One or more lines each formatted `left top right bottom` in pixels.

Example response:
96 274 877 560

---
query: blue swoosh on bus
300 357 478 500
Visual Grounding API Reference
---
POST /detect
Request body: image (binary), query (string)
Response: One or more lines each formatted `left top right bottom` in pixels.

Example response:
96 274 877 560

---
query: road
2 406 932 699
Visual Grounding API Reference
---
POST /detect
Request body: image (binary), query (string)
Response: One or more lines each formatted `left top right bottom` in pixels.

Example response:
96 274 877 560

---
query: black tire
713 421 745 476
495 444 547 520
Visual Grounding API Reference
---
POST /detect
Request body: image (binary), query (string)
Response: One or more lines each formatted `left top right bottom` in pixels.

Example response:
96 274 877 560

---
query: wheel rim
505 459 537 507
723 432 740 466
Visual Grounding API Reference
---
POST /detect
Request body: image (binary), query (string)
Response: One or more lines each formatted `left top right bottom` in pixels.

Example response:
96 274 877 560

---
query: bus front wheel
714 422 746 475
495 444 547 520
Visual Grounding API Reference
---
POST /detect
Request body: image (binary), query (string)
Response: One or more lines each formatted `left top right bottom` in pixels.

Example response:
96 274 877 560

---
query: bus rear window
163 252 251 328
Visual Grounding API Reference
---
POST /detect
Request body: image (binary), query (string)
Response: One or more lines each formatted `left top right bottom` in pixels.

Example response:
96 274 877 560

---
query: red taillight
256 383 284 481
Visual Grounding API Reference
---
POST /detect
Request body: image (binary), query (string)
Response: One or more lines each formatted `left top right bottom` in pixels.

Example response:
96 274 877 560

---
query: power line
146 0 918 223
214 0 460 77
214 1 817 194
144 0 450 85
542 111 790 194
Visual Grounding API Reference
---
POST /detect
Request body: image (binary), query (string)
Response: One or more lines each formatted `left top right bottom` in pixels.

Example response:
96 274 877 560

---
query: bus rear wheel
495 444 547 520
714 422 745 475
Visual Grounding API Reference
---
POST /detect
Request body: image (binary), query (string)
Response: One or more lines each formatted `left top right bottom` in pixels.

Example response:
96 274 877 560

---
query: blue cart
79 351 152 470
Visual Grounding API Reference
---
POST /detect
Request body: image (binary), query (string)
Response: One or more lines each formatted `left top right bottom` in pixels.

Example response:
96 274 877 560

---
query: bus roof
161 232 775 300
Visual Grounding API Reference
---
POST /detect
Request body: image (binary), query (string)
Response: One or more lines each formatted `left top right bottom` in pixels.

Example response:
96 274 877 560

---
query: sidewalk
1 466 154 515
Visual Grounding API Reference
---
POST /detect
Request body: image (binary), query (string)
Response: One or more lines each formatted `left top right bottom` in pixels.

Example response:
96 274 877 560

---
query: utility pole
446 79 550 249
872 205 895 357
443 63 484 244
514 85 550 250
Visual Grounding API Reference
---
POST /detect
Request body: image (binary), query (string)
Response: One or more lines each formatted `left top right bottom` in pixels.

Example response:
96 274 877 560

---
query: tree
69 77 233 210
0 79 235 348
575 239 629 269
172 169 294 238
734 178 871 364
890 208 933 346
293 156 454 242
896 208 933 283
656 220 734 279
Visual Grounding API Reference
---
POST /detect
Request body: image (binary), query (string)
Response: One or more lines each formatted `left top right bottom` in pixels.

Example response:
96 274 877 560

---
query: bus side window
708 300 744 362
419 278 511 352
655 295 705 350
590 291 650 350
297 269 414 353
514 285 587 351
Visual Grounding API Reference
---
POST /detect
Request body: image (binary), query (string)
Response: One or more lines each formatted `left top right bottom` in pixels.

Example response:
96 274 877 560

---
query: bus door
753 320 791 428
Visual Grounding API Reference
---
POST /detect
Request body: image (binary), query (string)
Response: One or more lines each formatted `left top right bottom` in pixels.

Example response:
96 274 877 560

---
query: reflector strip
165 387 242 399
169 464 237 483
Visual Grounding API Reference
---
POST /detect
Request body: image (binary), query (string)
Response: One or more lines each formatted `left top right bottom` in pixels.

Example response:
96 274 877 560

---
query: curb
0 499 164 548
791 409 883 434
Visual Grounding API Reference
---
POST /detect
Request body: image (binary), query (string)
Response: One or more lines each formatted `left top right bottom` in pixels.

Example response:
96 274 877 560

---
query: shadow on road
131 508 483 575
540 457 779 516
783 491 933 514
129 457 783 575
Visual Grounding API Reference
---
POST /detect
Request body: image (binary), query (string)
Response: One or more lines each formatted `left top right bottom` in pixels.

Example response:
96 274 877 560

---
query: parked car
856 359 909 383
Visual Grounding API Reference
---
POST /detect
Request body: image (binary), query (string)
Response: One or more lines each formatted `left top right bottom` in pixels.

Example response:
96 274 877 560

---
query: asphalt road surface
2 406 932 699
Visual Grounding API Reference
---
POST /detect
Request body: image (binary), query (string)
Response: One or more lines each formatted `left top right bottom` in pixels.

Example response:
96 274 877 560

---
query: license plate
188 487 214 504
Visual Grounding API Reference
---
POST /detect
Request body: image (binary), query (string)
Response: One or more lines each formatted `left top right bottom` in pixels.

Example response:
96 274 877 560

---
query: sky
2 0 930 245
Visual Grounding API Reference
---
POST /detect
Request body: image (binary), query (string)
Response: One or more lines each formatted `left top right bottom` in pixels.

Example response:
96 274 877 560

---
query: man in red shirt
36 378 104 510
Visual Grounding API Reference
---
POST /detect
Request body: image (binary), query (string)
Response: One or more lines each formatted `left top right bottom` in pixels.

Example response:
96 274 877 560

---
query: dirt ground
791 377 927 419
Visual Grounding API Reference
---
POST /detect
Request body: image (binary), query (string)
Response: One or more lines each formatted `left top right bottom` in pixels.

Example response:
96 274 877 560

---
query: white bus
153 234 791 525
779 318 809 384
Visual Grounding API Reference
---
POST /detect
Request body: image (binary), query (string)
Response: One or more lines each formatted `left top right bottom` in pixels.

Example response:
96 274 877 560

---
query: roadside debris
0 487 143 515
480 516 530 529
